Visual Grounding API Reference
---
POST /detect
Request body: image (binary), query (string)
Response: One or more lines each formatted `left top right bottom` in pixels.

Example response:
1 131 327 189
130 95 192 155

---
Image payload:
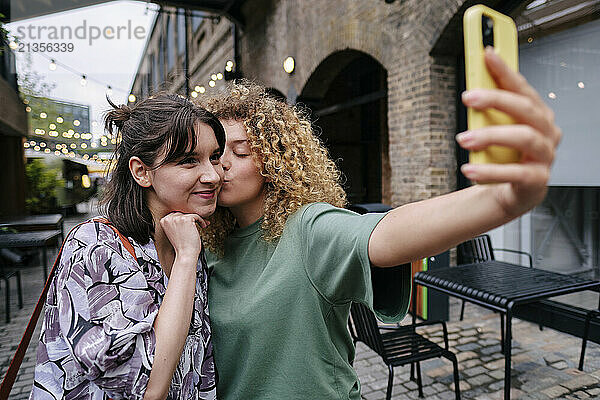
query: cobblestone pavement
1 204 600 399
355 300 600 400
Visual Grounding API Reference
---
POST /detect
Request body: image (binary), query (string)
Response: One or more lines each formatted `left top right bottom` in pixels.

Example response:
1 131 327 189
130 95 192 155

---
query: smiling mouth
193 189 217 198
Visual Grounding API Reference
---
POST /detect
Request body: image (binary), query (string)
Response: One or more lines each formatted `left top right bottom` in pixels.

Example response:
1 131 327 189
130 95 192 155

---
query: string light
73 120 80 126
80 75 87 86
49 59 57 71
216 73 223 80
56 116 64 123
106 86 113 96
128 94 136 103
40 112 47 119
198 86 206 94
209 80 215 87
9 40 18 50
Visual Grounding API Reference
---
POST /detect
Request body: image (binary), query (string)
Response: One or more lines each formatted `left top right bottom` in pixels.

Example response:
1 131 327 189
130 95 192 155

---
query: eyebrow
230 139 248 145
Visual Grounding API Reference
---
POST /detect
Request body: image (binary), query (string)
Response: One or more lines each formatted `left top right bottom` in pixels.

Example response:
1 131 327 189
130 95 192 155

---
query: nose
201 163 223 186
220 154 231 171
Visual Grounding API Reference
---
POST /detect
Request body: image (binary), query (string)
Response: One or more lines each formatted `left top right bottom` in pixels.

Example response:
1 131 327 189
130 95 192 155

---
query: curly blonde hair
198 80 347 255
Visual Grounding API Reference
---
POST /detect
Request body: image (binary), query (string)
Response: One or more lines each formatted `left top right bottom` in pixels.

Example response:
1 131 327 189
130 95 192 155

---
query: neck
148 202 176 277
229 190 266 228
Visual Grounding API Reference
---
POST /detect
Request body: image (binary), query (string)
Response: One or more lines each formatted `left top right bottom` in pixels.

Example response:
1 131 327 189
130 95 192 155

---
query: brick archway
299 50 390 205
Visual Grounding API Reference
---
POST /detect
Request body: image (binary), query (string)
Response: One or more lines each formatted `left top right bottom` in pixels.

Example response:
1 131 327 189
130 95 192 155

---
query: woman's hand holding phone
457 47 562 217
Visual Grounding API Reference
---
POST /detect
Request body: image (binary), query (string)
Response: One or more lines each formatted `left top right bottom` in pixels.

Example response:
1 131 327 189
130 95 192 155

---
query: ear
129 156 152 188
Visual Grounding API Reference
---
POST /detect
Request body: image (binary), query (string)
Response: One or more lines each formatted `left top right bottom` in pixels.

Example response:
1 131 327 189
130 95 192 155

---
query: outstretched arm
368 47 561 267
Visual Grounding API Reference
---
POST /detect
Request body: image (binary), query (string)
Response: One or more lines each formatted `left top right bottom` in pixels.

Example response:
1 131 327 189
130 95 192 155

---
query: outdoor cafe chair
349 302 461 400
457 234 533 321
0 249 24 324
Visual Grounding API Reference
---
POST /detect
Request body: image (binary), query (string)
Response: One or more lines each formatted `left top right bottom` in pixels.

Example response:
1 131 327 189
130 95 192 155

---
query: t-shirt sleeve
56 222 157 399
300 203 412 323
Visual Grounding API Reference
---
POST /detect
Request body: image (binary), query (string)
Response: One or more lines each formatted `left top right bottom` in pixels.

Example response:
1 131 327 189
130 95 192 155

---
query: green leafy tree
25 159 64 214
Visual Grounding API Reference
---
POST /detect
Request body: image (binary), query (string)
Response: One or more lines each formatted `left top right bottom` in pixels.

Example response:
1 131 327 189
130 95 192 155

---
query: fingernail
462 91 476 101
461 164 476 175
462 90 483 106
455 131 472 143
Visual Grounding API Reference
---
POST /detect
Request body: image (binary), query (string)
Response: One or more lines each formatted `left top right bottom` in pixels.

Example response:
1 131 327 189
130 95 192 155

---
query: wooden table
413 260 600 400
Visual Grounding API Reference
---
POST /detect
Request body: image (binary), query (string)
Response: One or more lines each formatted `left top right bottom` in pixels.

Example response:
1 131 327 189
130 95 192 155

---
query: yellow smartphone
463 4 520 164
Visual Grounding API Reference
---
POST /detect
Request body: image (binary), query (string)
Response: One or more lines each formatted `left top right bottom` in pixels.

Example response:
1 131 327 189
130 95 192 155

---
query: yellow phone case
464 5 520 164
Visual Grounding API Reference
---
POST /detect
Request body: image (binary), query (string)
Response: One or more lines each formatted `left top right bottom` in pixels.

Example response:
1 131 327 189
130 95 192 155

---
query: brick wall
237 0 465 206
135 0 470 207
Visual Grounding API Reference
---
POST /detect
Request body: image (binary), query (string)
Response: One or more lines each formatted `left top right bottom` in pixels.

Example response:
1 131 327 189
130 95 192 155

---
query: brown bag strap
0 219 136 398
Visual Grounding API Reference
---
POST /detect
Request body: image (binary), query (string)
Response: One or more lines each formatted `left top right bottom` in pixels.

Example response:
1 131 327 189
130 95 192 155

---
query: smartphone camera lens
482 15 494 48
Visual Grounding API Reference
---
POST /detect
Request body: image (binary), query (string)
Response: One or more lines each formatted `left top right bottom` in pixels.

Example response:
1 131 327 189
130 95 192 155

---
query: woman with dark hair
29 94 225 400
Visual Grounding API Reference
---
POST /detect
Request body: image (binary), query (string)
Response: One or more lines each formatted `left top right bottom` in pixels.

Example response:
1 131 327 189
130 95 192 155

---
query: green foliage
25 159 64 214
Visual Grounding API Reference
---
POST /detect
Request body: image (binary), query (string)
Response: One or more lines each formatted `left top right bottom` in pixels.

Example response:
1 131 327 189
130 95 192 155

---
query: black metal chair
349 302 460 400
457 234 533 321
0 249 24 323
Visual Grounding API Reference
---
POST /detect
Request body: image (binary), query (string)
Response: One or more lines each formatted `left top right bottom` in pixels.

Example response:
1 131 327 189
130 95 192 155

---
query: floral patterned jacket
29 219 217 400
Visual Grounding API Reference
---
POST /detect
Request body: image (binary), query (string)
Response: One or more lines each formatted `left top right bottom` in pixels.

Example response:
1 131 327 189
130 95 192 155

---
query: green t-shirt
207 203 412 400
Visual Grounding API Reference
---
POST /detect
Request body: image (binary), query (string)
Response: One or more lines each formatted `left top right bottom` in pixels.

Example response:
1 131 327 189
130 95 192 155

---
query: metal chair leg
3 278 10 323
444 351 462 400
16 270 23 309
500 314 505 354
460 300 465 321
579 310 598 370
386 364 394 400
504 310 513 400
410 362 415 381
416 362 423 397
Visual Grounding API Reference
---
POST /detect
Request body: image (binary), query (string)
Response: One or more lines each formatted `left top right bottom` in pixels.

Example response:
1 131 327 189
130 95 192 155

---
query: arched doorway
299 50 389 205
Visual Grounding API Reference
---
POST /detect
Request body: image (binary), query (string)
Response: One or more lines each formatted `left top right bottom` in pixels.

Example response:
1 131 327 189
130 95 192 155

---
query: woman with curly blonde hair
199 48 560 400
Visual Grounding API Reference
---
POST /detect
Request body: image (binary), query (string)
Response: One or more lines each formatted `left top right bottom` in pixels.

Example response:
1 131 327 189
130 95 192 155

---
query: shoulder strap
0 219 135 397
92 218 136 260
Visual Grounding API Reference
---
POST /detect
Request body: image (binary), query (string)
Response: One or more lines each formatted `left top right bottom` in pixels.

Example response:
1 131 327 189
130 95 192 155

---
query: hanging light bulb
80 75 87 86
9 40 18 50
217 73 223 80
128 94 136 103
209 80 216 87
198 86 206 94
106 85 113 96
57 116 64 123
49 59 57 71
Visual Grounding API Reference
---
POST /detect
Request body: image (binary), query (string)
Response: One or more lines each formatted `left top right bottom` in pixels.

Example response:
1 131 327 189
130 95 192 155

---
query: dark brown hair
100 93 225 244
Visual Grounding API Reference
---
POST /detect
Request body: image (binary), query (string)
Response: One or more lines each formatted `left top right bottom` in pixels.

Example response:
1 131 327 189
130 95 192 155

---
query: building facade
0 18 28 217
130 0 599 283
